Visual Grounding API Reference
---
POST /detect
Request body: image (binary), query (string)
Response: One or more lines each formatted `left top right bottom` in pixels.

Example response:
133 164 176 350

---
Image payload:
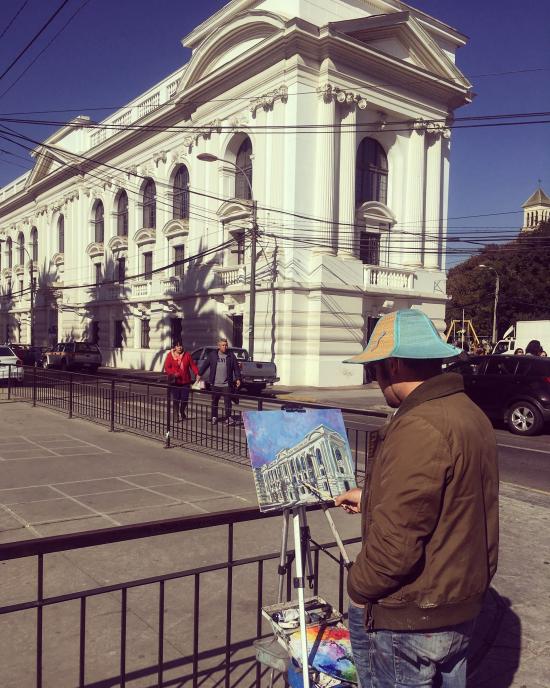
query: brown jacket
348 373 499 631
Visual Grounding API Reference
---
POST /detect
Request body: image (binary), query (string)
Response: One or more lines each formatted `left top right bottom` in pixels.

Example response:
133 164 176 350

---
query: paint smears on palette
242 409 356 512
289 625 357 685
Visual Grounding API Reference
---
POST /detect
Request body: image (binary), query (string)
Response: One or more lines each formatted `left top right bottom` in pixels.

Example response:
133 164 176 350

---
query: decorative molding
153 150 167 167
183 119 222 147
107 235 129 252
250 85 288 117
425 122 451 140
133 227 156 246
162 218 189 239
317 82 367 110
85 242 105 258
51 252 65 266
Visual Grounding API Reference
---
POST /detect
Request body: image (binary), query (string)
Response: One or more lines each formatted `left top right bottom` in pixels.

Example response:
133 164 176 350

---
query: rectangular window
141 319 150 349
232 314 243 348
143 252 153 280
117 257 126 283
95 263 102 286
359 233 380 266
232 232 245 265
114 320 124 348
19 279 23 296
91 321 100 345
7 280 12 297
170 317 183 347
174 245 185 277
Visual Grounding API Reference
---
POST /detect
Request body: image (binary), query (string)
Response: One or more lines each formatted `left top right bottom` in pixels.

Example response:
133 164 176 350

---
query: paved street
0 393 549 686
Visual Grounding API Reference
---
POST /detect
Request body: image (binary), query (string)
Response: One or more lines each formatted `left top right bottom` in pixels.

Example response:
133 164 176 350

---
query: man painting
336 309 499 687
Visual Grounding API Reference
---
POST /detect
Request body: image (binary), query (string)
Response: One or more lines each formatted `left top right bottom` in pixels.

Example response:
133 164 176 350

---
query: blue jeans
348 604 475 687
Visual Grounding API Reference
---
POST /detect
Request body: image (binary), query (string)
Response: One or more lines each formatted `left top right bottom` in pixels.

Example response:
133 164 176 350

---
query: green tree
446 223 550 342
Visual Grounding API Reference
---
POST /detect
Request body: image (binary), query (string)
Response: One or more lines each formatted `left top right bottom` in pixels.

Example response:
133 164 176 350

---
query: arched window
173 165 189 219
142 179 156 228
58 215 65 254
17 233 25 266
6 237 12 268
356 138 388 206
94 201 104 243
30 227 38 262
235 138 253 200
117 191 128 236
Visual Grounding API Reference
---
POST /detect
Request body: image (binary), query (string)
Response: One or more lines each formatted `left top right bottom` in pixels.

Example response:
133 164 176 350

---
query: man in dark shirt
198 338 242 424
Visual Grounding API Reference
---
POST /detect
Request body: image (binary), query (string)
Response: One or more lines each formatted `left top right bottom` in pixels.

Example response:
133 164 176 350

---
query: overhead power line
0 0 29 41
0 0 93 100
0 0 71 84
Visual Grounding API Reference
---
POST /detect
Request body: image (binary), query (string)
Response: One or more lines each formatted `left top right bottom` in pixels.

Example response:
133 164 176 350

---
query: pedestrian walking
335 309 499 688
514 348 524 355
198 338 242 425
163 342 200 421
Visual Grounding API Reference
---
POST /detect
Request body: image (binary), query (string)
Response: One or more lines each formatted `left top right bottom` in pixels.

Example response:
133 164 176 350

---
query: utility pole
248 199 258 360
196 152 258 359
29 258 35 347
478 264 500 345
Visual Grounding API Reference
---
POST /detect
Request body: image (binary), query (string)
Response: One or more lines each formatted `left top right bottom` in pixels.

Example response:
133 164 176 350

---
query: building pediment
133 227 156 246
217 199 253 223
329 13 471 88
356 201 396 227
107 235 129 252
85 242 105 258
162 218 189 239
177 11 285 94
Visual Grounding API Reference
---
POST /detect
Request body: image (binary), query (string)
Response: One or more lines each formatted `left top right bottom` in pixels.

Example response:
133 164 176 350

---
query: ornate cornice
183 119 222 147
317 82 367 110
133 227 156 246
107 235 128 252
162 218 189 239
250 85 288 117
85 242 105 258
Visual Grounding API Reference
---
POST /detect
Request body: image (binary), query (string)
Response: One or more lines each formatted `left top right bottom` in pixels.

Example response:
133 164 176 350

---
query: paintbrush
302 481 334 503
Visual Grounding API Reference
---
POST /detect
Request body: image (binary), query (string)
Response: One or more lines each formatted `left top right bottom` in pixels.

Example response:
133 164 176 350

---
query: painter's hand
334 488 362 514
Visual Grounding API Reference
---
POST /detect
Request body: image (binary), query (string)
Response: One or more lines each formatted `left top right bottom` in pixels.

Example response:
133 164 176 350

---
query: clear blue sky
0 0 549 265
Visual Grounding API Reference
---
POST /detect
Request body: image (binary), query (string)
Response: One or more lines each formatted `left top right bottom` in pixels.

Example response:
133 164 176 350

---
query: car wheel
506 401 544 436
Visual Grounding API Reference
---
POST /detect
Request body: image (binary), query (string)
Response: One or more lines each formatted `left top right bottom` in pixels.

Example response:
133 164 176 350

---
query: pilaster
402 121 426 268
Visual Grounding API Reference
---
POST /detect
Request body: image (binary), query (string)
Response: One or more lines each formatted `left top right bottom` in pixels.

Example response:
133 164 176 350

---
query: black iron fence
0 505 362 688
0 365 387 472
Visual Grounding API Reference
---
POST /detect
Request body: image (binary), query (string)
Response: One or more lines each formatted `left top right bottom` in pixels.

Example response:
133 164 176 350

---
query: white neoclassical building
0 0 471 386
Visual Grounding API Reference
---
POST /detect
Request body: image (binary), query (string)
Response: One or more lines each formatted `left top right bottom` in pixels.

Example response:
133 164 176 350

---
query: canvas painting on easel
242 409 356 513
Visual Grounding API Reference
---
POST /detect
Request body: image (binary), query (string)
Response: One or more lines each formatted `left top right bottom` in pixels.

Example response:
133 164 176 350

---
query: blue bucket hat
345 309 461 364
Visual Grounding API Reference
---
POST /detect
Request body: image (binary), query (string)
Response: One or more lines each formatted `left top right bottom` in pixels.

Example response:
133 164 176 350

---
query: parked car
9 344 46 366
445 354 550 436
0 345 24 382
190 346 279 395
41 342 102 373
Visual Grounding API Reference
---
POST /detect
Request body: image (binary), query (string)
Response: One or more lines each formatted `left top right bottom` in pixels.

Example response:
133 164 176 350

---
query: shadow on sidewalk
467 589 521 687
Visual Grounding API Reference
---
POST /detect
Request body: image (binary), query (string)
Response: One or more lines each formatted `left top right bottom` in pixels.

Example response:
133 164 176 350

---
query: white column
402 123 426 267
338 104 356 258
423 131 442 269
315 88 336 254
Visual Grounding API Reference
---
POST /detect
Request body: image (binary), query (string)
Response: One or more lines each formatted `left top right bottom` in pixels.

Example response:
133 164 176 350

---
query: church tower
522 186 550 232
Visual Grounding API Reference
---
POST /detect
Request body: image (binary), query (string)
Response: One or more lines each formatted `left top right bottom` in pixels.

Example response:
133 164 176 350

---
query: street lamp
0 238 35 346
478 264 500 345
197 152 258 359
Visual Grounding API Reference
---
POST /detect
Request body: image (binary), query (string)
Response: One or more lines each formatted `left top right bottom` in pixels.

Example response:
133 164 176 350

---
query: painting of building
243 409 355 512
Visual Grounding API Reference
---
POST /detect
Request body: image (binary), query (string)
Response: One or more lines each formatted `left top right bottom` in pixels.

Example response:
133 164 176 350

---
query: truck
191 346 279 395
492 320 550 355
41 342 102 372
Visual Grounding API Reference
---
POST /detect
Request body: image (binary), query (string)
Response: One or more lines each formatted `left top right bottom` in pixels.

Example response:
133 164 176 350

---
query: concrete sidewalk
0 401 548 686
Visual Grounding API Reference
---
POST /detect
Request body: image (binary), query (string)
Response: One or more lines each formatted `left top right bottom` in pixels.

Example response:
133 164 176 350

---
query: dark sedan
446 355 550 436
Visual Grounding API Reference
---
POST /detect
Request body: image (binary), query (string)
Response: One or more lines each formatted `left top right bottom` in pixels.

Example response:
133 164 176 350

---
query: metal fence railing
1 365 388 473
0 504 362 688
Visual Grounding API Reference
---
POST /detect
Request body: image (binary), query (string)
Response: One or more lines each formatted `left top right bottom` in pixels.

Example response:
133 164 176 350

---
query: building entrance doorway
232 314 243 348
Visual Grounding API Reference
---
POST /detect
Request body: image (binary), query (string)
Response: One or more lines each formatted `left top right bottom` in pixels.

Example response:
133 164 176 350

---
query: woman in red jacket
164 342 200 420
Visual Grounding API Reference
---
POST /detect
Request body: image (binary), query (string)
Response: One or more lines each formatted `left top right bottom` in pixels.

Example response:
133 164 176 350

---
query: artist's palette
289 624 357 684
